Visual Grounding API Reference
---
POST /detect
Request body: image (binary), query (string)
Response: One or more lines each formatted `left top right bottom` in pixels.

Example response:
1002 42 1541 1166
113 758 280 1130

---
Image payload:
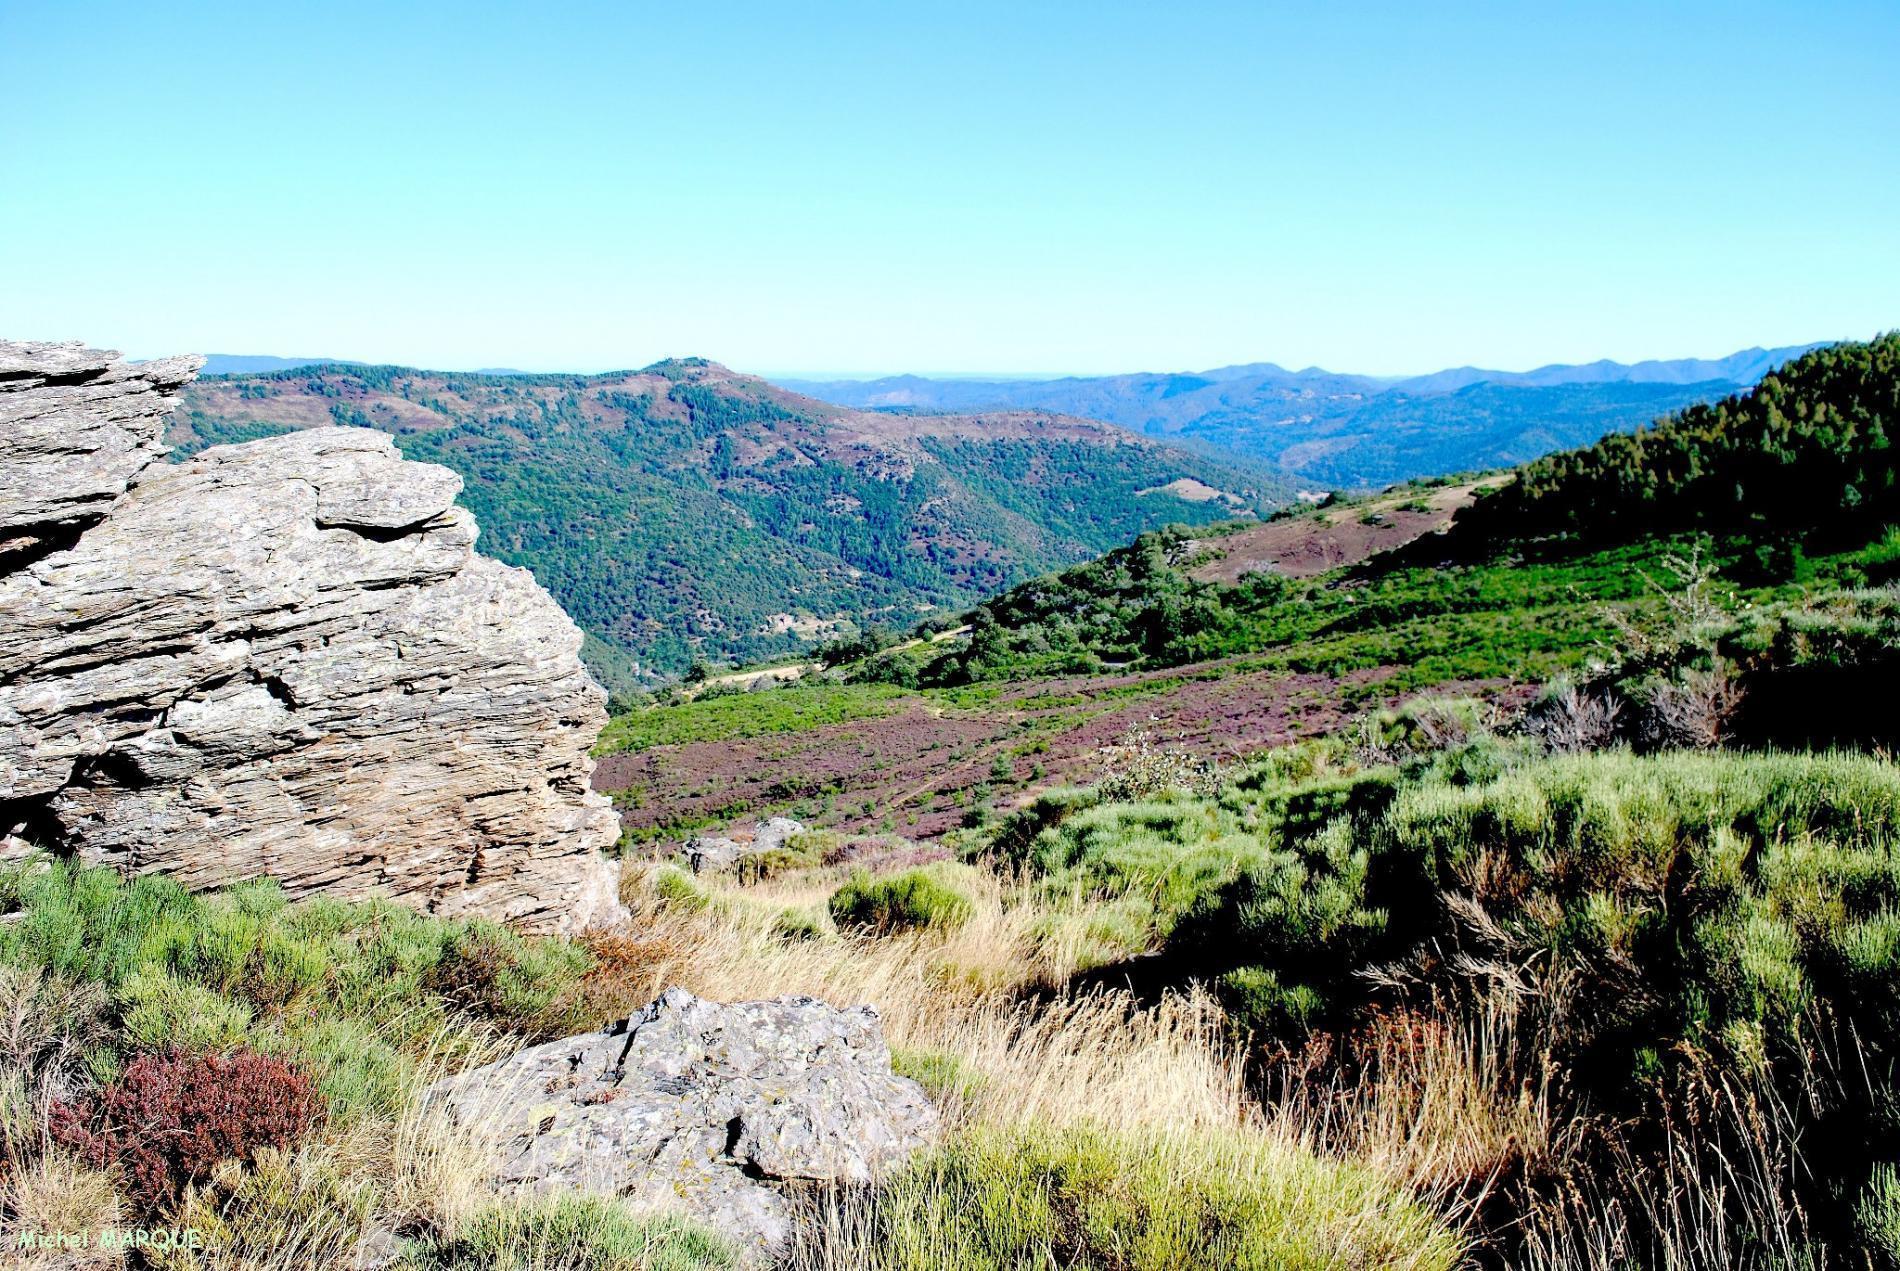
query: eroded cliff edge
0 340 624 933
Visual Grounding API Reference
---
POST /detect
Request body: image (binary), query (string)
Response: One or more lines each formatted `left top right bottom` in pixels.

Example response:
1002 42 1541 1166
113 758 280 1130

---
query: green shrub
1028 900 1154 970
828 869 973 936
770 908 825 942
1859 1164 1900 1269
421 923 594 1037
733 845 816 885
983 750 1403 949
1163 748 1900 1088
787 829 845 859
397 1195 736 1270
653 866 711 913
1849 526 1900 585
1217 966 1325 1041
0 861 606 1130
979 787 1099 865
1028 797 1267 935
804 1123 1460 1270
117 968 254 1052
273 1017 411 1123
1339 696 1496 767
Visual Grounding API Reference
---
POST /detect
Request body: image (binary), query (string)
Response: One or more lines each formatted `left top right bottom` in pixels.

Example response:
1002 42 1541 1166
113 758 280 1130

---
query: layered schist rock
0 340 623 933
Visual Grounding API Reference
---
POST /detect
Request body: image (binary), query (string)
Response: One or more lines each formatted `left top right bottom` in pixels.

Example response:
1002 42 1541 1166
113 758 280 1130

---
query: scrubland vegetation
594 597 1900 1269
6 337 1898 1266
11 576 1900 1266
595 338 1900 1267
0 866 706 1269
626 850 1463 1270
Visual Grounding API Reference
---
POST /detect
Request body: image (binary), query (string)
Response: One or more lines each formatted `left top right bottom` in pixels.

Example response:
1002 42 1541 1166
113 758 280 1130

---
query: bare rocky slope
0 340 622 933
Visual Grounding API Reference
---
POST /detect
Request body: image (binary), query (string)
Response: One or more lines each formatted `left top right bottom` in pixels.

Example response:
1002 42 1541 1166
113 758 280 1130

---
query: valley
172 359 1290 687
783 344 1820 487
4 333 1896 1270
9 4 1892 1266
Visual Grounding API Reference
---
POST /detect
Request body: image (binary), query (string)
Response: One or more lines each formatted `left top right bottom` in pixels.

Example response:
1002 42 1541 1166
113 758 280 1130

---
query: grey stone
0 340 200 558
683 835 747 874
426 988 938 1260
752 816 806 853
682 817 807 874
0 340 623 934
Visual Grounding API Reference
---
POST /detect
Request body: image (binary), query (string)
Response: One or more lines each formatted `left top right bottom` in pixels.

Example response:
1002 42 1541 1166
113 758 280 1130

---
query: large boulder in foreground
426 988 938 1259
0 340 623 933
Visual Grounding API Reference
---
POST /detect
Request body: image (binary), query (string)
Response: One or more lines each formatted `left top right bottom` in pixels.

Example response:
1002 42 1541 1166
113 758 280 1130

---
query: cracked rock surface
0 340 623 933
426 988 938 1261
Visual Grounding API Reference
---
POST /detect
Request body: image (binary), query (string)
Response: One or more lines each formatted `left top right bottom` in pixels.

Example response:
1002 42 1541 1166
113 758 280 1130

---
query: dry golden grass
0 1153 125 1270
1263 1001 1556 1199
646 863 1531 1180
625 861 1476 1267
628 863 1255 1137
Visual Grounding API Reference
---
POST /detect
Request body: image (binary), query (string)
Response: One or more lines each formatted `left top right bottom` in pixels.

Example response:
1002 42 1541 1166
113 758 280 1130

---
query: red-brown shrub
48 1048 322 1210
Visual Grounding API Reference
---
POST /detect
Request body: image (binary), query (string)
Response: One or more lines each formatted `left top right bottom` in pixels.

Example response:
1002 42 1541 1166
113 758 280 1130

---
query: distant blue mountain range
778 344 1825 487
190 343 1828 489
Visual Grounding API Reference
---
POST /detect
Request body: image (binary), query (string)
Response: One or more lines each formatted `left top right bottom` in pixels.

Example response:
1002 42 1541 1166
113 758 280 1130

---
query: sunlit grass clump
788 1124 1461 1271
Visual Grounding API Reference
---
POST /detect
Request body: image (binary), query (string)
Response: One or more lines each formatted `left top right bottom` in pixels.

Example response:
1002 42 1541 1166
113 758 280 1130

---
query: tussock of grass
2 1153 125 1268
396 1195 736 1271
787 1124 1460 1271
828 868 974 936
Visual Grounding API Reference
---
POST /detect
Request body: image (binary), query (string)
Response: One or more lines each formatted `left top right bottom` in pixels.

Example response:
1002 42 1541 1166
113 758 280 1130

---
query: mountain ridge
781 343 1829 486
171 357 1290 685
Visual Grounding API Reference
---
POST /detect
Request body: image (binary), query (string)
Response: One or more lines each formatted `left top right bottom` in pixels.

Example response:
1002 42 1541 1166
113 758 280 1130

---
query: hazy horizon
155 335 1843 385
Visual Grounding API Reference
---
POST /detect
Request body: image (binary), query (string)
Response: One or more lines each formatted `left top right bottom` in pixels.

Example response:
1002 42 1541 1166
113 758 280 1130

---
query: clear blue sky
2 1 1895 376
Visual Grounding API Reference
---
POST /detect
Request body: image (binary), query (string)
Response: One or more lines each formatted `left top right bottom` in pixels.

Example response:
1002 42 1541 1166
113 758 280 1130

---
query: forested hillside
172 359 1288 684
845 336 1897 692
1453 332 1899 544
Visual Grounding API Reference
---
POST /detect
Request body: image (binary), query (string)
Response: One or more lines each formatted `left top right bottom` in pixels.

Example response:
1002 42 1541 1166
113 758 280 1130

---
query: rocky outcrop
0 340 623 933
426 988 938 1260
682 815 806 874
0 341 195 565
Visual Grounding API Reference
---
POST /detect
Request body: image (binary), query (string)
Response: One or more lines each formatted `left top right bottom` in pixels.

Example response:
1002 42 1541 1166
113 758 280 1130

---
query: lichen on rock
425 988 939 1259
0 340 623 933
